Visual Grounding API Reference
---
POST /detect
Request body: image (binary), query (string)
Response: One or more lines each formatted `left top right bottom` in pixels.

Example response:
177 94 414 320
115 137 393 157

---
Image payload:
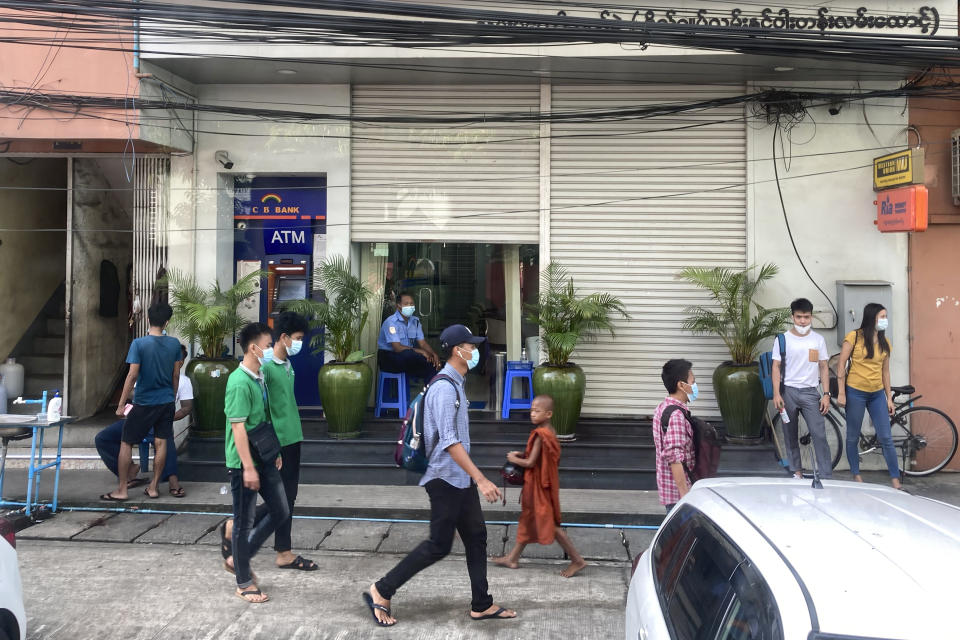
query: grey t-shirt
419 363 472 489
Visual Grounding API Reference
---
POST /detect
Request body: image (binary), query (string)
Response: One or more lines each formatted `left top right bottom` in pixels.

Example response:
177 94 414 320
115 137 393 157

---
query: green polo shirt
224 364 268 469
262 358 303 447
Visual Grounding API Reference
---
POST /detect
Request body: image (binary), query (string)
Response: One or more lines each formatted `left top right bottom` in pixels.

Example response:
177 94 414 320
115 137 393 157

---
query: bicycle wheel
896 406 958 476
771 411 843 473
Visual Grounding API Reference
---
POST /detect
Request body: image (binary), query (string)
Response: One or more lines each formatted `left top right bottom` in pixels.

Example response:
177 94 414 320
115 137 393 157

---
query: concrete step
46 318 65 337
18 355 64 377
24 375 64 396
31 337 65 356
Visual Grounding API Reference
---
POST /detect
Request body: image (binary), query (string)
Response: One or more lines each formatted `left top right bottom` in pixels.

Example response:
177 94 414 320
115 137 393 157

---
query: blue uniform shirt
377 310 425 351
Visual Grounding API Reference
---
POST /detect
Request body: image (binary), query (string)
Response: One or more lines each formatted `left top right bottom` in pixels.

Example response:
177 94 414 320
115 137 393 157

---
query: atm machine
234 175 326 407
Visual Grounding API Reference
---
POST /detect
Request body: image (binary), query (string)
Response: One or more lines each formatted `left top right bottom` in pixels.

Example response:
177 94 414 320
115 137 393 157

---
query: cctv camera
215 150 234 170
827 101 843 116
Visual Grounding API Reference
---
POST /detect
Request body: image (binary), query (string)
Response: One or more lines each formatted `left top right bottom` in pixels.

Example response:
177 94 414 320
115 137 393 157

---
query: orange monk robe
515 426 563 545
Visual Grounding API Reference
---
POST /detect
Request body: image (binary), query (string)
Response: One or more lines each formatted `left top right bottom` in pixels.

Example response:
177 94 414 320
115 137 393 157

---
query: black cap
439 324 485 349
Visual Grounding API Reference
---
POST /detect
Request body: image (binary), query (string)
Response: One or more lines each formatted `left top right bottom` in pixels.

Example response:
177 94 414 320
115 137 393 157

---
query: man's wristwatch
822 392 831 397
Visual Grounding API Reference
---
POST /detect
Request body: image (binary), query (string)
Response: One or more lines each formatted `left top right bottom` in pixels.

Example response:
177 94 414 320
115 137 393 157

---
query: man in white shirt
95 344 194 496
771 298 833 479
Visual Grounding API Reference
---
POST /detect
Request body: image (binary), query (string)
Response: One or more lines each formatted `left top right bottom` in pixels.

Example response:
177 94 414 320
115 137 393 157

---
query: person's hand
243 467 260 491
837 392 846 408
478 478 502 504
819 395 831 415
116 404 126 417
887 398 896 415
275 456 283 471
773 393 784 411
506 451 522 465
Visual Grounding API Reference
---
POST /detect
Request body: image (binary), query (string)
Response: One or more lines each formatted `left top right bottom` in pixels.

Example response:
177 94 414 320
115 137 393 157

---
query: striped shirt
419 364 471 489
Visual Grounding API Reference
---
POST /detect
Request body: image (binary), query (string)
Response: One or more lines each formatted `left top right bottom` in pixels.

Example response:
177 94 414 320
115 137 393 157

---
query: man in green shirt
255 311 317 571
221 322 289 604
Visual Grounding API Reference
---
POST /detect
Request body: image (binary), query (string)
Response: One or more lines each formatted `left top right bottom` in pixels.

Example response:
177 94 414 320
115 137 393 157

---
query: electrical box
836 281 893 347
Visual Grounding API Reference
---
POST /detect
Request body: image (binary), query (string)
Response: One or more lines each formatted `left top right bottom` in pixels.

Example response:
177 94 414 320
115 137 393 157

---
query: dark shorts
122 402 175 444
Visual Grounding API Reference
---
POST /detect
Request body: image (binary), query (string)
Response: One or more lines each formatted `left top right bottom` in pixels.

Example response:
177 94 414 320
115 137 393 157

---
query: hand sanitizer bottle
47 390 62 422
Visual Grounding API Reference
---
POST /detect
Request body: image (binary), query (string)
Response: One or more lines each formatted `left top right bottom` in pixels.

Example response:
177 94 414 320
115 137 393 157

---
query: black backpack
660 405 722 482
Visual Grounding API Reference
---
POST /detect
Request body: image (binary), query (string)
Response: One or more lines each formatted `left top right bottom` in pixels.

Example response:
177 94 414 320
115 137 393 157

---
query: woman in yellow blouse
836 303 901 489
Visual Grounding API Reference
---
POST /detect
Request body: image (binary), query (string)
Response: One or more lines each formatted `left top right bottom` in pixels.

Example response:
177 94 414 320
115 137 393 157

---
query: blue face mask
259 346 274 365
686 382 699 403
460 346 480 370
877 318 889 332
287 339 303 357
401 305 416 318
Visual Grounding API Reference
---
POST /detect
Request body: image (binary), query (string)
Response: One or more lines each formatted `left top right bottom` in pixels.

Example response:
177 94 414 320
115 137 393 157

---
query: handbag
500 462 525 507
247 420 281 465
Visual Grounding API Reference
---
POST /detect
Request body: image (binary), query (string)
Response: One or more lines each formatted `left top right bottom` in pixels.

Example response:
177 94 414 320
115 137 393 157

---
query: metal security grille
550 85 748 418
351 85 541 243
132 156 170 337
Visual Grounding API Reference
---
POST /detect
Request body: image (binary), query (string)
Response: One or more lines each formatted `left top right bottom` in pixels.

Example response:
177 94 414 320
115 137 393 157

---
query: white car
626 478 959 640
0 516 25 640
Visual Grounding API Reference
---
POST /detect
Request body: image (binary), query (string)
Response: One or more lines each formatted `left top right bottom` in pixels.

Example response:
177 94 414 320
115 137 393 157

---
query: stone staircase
7 295 65 414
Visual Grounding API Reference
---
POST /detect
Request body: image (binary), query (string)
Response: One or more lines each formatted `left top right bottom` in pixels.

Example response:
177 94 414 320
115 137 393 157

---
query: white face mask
794 324 812 336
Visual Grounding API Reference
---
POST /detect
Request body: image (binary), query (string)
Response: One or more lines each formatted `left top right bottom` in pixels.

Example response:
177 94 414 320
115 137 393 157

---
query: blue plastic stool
502 361 534 419
139 431 153 472
376 371 409 418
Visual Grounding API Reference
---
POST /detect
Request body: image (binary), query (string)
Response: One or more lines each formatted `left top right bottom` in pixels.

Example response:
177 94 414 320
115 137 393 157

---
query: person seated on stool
377 292 441 383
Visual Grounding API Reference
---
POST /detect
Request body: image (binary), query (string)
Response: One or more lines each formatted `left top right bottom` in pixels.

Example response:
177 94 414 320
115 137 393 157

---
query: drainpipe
133 0 140 72
63 158 73 414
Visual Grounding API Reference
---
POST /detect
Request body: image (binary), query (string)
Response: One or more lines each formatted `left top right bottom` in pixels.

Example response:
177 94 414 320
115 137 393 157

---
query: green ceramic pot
318 362 373 439
532 364 586 441
713 362 766 443
186 358 239 438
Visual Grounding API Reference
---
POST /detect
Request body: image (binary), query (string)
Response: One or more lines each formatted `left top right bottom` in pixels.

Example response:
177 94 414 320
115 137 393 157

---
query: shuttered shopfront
550 86 748 418
351 85 541 243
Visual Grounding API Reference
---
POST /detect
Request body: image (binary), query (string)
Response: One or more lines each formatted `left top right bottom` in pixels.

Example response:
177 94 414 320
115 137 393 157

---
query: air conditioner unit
953 128 960 206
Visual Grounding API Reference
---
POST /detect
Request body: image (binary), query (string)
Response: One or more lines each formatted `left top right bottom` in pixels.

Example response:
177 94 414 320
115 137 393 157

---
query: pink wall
0 9 139 142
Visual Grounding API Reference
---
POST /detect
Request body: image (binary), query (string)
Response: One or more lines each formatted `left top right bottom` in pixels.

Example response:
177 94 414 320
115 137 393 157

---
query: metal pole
63 158 73 414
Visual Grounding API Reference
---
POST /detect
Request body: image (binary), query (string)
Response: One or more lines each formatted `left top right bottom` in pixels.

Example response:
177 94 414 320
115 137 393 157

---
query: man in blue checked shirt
377 292 441 382
363 325 517 627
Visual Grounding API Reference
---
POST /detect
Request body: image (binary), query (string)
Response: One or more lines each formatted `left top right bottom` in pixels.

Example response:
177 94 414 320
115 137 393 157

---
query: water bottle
779 407 790 424
220 485 228 495
47 390 62 422
521 347 528 362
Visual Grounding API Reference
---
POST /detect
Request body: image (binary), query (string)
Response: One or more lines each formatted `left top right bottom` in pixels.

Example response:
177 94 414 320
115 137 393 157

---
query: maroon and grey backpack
659 405 722 482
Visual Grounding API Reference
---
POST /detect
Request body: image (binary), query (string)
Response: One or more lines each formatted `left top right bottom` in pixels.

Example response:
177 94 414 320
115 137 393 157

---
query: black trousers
376 479 493 613
378 349 437 383
254 441 301 553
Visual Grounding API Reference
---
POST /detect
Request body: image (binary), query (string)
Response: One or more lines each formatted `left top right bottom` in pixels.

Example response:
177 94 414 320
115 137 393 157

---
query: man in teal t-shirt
256 312 318 572
221 322 289 604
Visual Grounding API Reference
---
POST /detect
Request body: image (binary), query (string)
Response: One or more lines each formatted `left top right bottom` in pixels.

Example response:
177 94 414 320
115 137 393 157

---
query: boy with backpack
364 324 517 627
772 298 833 479
653 359 699 512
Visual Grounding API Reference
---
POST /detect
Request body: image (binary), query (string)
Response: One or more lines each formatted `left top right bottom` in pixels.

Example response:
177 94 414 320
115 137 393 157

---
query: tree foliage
526 261 629 366
165 269 263 358
678 264 789 365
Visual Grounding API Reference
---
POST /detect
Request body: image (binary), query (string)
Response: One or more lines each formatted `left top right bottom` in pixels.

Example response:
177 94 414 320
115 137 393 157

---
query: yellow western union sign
873 148 924 191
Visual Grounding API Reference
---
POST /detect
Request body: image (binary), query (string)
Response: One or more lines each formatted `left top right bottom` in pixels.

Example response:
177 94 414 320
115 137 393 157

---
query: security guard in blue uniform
377 293 441 382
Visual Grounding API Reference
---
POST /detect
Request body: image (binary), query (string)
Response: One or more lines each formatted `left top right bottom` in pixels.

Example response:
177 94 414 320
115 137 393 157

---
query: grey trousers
782 386 833 479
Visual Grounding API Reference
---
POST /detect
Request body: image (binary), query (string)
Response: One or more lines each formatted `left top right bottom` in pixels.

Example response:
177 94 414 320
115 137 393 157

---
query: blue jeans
230 464 290 589
95 419 177 481
845 386 900 478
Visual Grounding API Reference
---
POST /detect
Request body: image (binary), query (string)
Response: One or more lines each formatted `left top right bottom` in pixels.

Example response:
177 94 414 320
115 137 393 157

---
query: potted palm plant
527 262 628 441
166 269 263 438
678 264 789 443
284 256 374 439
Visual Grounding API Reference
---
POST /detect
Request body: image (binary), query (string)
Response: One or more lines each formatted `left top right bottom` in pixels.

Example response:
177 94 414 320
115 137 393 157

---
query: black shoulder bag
246 379 281 465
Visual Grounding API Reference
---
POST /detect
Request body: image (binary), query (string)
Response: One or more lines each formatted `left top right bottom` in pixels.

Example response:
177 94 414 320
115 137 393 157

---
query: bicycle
770 384 958 477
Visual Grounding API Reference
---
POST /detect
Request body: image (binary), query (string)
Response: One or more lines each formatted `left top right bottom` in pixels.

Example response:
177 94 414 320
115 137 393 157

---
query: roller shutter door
550 85 748 417
352 85 540 243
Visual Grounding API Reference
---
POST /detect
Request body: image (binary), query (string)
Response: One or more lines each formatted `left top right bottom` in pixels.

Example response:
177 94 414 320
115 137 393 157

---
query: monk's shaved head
532 395 554 411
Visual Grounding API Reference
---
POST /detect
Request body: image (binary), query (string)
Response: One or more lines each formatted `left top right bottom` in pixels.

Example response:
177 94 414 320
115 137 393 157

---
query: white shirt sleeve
176 374 194 403
817 334 830 362
771 336 782 361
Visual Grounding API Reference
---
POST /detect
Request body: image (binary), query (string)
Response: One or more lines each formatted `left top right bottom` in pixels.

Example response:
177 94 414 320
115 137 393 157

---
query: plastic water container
0 375 6 414
0 358 24 398
47 390 62 422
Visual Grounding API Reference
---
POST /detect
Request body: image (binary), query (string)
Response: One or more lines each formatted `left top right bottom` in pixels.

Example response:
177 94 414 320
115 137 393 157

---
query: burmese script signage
478 5 942 36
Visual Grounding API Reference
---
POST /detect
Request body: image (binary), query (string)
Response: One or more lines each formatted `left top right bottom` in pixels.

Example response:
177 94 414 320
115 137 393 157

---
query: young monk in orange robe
492 395 587 578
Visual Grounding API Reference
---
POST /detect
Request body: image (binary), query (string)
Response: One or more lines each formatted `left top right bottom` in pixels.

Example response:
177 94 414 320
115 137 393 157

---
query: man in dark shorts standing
101 302 182 501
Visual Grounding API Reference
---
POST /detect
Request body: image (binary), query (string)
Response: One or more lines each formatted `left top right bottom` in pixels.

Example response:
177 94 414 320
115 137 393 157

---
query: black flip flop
99 493 127 502
236 588 269 604
169 486 186 498
471 607 515 621
126 478 149 489
278 555 319 571
362 592 396 627
143 487 160 499
220 521 232 560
